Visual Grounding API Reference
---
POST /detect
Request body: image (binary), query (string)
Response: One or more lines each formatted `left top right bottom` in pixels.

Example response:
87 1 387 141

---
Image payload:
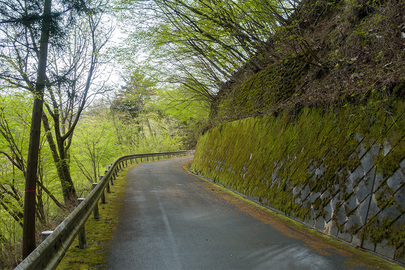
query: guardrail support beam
101 175 110 193
77 198 87 248
92 183 100 219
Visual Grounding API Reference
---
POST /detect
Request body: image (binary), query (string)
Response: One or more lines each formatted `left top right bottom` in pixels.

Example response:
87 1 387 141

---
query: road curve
107 156 368 270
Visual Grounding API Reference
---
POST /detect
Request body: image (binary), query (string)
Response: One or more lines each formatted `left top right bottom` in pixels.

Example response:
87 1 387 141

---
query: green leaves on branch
115 0 299 104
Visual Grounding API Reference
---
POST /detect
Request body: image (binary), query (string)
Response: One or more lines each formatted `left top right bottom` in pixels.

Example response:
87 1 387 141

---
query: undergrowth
57 166 130 269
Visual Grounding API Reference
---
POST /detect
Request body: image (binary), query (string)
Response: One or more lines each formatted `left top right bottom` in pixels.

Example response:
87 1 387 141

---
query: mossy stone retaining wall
191 100 405 264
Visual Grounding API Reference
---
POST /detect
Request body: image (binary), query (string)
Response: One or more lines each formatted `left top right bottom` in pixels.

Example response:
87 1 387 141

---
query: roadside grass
57 165 131 269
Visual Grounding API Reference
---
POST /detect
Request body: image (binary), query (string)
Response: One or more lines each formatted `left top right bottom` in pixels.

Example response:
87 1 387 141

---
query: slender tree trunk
58 154 77 207
42 114 77 207
22 0 52 258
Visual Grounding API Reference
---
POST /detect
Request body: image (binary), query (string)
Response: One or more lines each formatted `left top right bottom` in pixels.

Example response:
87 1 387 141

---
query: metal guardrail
15 150 194 270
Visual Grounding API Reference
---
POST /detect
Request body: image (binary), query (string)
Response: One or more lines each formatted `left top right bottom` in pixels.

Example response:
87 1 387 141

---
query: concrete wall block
343 194 359 214
400 158 405 170
337 231 352 243
362 236 376 252
394 188 405 210
323 201 333 223
356 142 367 158
360 145 379 173
395 211 405 224
306 213 316 227
315 165 327 177
356 198 370 225
354 178 373 203
382 141 392 157
307 161 317 175
300 185 311 201
366 194 380 219
386 169 405 193
324 220 339 236
373 172 384 192
320 189 331 200
314 217 326 231
344 214 362 232
294 196 302 205
308 191 321 204
308 206 316 220
292 186 300 196
352 235 362 247
335 206 348 227
375 240 396 259
347 166 364 189
378 204 401 222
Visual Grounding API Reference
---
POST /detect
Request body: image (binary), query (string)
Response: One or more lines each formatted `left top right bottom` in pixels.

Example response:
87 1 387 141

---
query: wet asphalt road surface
107 156 370 270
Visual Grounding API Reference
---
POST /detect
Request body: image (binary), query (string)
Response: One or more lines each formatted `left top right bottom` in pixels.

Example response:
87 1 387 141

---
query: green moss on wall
216 57 309 121
192 98 405 262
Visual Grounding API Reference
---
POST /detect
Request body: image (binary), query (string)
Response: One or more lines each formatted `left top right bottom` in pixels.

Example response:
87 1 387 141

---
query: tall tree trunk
22 0 52 258
42 114 77 207
58 148 77 207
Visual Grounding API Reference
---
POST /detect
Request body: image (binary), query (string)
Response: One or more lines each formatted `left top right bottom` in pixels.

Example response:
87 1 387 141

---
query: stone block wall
191 102 405 265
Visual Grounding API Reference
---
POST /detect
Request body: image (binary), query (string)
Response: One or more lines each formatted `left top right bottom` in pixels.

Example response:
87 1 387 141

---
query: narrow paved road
107 157 372 269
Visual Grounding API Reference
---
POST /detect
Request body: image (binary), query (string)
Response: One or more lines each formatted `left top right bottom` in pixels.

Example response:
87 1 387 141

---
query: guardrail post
101 175 110 193
41 231 53 242
105 169 112 184
77 198 87 248
100 181 106 204
92 183 100 219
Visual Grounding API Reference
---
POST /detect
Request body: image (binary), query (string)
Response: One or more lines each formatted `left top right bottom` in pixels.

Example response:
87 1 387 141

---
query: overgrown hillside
191 0 405 265
212 0 405 123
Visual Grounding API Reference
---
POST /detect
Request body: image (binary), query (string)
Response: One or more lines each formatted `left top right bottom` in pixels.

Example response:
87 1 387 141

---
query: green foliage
72 110 121 186
113 0 299 106
0 93 31 267
110 68 209 152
